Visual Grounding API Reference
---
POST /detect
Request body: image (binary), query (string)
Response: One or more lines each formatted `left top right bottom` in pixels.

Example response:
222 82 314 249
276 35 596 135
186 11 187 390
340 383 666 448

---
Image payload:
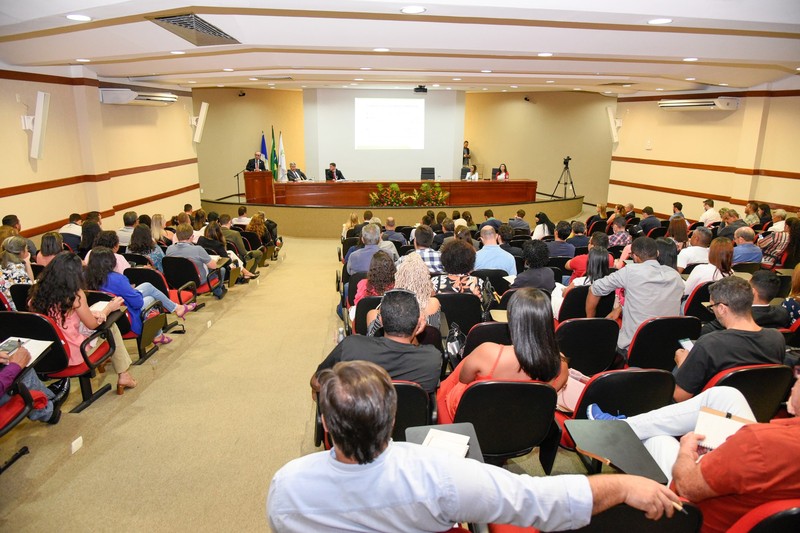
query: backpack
445 322 466 370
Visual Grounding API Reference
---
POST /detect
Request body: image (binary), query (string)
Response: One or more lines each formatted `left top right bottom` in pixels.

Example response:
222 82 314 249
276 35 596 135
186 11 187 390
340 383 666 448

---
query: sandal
153 334 173 345
175 302 197 320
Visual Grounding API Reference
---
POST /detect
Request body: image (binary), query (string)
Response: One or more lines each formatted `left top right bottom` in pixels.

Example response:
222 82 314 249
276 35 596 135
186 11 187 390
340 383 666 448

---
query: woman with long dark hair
29 252 137 394
85 248 196 345
78 221 101 258
436 287 567 424
684 237 733 297
656 237 679 271
760 217 800 268
553 246 611 317
666 218 689 252
532 212 556 240
197 222 258 280
128 224 165 271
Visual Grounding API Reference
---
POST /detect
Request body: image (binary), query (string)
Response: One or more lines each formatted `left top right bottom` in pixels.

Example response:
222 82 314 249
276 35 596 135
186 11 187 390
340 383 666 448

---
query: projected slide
355 98 425 150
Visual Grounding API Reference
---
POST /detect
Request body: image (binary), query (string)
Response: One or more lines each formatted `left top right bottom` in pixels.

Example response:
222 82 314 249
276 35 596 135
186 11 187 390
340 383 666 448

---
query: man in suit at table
325 162 345 181
246 151 267 171
287 162 307 182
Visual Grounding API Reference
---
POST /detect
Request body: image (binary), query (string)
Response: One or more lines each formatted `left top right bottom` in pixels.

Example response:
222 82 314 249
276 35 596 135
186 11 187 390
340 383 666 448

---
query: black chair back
437 292 483 335
745 503 800 533
732 262 762 274
30 263 44 280
626 316 702 371
497 288 519 310
353 296 382 335
346 272 369 307
574 246 588 256
162 256 202 291
547 256 572 271
647 226 668 238
608 245 625 259
556 318 619 376
122 252 153 268
462 322 511 358
60 232 81 251
777 273 792 298
454 381 559 471
240 231 263 251
471 269 510 296
558 285 614 322
683 281 715 322
705 364 794 422
0 311 69 375
342 237 360 258
392 382 431 442
9 284 31 312
571 502 702 532
575 369 675 420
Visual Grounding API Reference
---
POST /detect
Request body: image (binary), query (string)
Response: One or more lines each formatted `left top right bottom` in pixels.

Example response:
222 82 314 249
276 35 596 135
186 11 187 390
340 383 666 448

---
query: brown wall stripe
0 69 192 97
609 179 799 213
619 90 800 102
612 156 800 181
0 158 197 197
21 183 200 238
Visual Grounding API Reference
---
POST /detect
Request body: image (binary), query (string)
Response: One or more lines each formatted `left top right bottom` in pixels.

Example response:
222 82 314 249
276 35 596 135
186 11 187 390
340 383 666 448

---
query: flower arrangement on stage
407 182 449 206
369 183 407 206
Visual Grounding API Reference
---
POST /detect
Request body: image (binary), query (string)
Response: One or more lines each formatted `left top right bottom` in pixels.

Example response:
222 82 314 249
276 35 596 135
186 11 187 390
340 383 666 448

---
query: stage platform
202 194 584 239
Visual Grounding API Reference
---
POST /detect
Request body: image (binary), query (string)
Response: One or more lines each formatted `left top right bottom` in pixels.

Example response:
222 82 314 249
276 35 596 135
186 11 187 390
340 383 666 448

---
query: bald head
480 225 498 245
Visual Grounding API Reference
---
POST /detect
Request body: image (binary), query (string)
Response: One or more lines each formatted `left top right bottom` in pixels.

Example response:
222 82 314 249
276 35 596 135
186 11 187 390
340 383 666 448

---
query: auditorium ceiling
0 0 798 95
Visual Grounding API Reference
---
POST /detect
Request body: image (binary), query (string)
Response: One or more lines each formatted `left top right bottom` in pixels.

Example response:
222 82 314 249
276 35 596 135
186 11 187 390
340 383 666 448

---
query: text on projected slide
354 98 424 150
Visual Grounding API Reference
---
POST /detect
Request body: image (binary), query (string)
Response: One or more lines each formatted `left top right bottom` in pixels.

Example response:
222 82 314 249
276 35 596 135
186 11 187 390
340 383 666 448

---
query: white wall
303 89 465 181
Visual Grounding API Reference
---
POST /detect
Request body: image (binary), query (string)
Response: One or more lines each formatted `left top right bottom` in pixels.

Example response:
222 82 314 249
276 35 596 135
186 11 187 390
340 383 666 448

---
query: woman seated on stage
495 163 509 181
86 247 197 345
36 232 63 267
437 287 567 424
151 214 175 245
29 252 138 395
464 165 479 181
341 212 359 240
127 225 165 271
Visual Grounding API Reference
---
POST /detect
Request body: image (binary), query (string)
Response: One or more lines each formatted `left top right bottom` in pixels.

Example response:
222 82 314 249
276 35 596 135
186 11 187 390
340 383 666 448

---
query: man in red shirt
589 379 800 533
564 231 613 284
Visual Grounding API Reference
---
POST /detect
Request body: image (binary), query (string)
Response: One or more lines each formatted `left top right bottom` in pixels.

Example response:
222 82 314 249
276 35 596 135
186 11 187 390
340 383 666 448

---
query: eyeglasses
703 302 724 310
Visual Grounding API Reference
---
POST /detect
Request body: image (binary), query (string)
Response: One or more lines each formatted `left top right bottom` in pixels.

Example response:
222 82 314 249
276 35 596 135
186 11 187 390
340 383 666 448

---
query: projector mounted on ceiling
413 85 427 93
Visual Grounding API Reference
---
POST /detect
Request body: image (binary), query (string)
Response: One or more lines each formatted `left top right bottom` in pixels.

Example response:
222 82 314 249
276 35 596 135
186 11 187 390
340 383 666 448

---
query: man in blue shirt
732 226 763 264
346 223 381 275
474 226 517 275
479 208 503 231
546 221 576 257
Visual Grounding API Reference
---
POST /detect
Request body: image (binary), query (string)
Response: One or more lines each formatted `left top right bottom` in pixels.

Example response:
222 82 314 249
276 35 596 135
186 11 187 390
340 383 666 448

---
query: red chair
626 316 701 371
162 256 223 300
728 498 800 533
701 364 793 422
0 378 48 474
683 281 715 322
124 267 197 308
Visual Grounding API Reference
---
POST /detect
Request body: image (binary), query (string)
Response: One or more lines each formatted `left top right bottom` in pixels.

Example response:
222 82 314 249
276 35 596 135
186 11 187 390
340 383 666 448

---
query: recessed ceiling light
452 78 461 81
683 57 699 62
360 67 372 70
446 87 452 90
481 70 492 73
222 68 234 72
482 88 488 91
187 81 196 84
400 6 426 14
75 58 91 63
350 83 358 86
656 88 664 91
604 91 613 94
373 47 390 52
66 14 92 22
249 77 258 81
647 18 673 25
268 83 275 86
271 87 276 89
502 90 507 92
510 85 518 88
301 85 307 88
170 51 185 55
538 52 553 57
685 77 696 81
622 84 632 87
354 78 364 81
217 84 224 87
573 88 581 91
796 67 800 71
432 84 440 87
719 83 729 86
545 80 555 84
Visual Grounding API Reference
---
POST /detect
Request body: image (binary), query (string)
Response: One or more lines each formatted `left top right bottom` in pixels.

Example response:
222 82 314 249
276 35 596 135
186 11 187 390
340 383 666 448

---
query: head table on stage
243 175 537 207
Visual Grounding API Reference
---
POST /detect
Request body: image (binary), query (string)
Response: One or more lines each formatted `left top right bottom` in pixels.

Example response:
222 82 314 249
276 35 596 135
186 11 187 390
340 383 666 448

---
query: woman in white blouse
495 163 509 181
464 165 479 181
683 237 733 297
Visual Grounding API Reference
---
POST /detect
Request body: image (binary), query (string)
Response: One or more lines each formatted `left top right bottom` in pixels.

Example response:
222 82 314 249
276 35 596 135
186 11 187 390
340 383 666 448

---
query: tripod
551 161 577 198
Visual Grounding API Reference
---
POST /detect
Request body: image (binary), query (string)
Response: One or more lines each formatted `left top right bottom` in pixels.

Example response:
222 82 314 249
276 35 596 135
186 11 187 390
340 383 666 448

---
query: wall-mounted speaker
606 106 620 144
192 101 209 143
22 91 51 159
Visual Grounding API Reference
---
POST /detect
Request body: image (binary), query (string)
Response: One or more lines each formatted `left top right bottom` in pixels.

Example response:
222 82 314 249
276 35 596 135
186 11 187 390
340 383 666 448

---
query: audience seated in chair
29 252 137 395
565 232 614 284
588 381 800 533
36 232 64 268
271 359 681 532
0 346 66 425
84 230 132 274
702 270 790 335
673 276 785 402
127 224 166 272
732 226 763 265
474 226 517 275
0 236 33 311
553 247 611 318
546 221 576 258
437 287 568 424
165 224 227 299
350 250 395 322
345 223 383 275
510 240 554 293
311 290 441 395
432 240 491 311
497 224 523 259
397 224 443 274
677 226 712 273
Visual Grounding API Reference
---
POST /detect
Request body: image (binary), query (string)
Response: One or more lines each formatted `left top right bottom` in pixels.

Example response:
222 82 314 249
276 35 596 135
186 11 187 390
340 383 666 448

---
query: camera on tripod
563 156 572 167
551 155 577 199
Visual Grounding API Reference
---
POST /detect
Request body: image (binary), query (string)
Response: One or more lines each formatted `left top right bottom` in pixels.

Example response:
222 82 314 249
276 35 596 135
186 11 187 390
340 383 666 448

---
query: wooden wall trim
619 89 800 102
609 179 799 213
0 158 197 197
0 69 100 87
21 183 200 238
612 156 800 181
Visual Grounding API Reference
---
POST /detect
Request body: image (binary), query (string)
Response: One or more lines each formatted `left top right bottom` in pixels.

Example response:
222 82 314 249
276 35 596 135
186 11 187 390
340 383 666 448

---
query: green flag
270 126 278 178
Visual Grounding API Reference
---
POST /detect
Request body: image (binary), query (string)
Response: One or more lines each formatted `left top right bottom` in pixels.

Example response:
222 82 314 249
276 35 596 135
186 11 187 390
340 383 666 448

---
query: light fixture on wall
21 91 51 159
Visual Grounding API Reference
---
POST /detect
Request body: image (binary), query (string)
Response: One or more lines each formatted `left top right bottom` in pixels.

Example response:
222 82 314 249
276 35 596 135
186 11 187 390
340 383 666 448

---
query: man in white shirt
268 360 680 532
771 209 787 232
231 206 251 226
698 199 721 227
116 211 137 246
59 213 83 236
677 227 712 273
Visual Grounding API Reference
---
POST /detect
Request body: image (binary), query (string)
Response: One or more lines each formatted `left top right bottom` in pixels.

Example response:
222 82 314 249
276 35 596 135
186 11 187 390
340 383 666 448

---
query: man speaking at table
325 162 345 181
245 151 267 171
268 360 681 532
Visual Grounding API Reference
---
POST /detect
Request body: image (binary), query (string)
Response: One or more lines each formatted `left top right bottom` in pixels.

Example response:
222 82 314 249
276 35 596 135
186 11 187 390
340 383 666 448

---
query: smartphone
678 338 694 351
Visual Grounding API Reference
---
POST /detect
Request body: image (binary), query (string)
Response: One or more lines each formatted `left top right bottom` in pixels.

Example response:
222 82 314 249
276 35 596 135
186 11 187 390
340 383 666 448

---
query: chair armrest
78 310 123 370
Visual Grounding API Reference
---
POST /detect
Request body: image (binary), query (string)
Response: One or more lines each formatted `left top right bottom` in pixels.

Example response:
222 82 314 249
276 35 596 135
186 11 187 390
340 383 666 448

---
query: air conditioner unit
658 97 739 111
100 88 178 106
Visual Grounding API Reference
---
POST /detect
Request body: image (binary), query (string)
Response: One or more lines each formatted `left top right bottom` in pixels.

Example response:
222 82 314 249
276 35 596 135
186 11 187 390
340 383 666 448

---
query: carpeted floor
0 222 597 531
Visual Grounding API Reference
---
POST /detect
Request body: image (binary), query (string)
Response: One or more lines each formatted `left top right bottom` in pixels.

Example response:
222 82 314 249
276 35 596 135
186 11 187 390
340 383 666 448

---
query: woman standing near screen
464 165 479 181
495 163 509 180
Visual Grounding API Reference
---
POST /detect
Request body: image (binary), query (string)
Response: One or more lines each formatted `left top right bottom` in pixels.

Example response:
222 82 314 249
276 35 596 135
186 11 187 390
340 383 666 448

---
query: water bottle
337 327 345 344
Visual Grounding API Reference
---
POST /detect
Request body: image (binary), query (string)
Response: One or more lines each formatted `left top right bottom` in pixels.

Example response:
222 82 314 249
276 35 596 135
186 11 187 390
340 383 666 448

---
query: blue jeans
136 282 177 313
0 368 54 421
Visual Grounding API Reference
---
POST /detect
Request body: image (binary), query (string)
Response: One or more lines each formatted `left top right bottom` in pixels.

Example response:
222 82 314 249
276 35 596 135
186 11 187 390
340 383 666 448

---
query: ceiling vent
150 13 239 46
100 88 178 106
658 97 739 111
